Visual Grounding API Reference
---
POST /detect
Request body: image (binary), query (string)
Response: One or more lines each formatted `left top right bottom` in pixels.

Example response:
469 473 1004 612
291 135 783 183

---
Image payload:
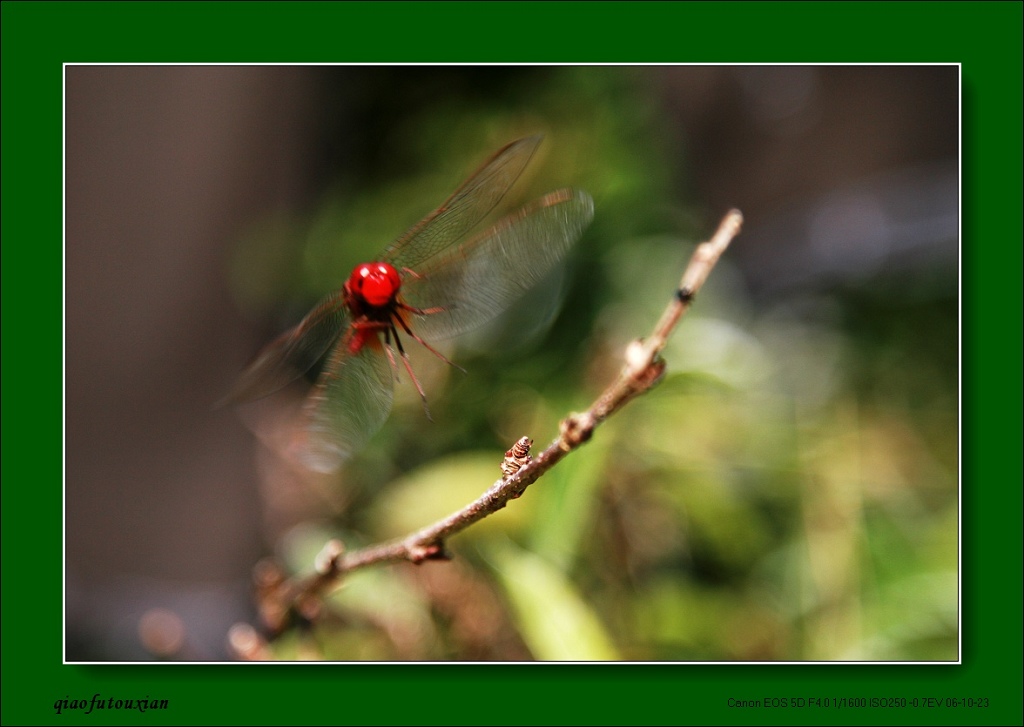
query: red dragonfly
227 135 593 472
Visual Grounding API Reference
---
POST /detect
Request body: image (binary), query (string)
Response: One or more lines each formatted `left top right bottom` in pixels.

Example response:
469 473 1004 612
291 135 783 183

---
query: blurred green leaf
487 541 619 661
528 433 610 572
322 567 439 660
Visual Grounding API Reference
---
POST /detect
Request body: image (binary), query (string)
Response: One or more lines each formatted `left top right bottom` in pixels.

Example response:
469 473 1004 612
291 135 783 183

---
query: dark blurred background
65 65 958 661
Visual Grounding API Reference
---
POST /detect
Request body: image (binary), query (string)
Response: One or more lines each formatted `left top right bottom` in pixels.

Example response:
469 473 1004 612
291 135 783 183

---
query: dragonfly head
346 262 402 308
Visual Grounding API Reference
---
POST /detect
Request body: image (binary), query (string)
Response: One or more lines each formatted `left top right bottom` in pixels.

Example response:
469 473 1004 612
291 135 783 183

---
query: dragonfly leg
394 314 467 374
398 300 447 316
379 328 402 384
389 323 432 421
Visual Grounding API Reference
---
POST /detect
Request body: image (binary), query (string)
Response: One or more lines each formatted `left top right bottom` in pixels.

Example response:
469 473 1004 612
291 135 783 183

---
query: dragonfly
227 135 594 472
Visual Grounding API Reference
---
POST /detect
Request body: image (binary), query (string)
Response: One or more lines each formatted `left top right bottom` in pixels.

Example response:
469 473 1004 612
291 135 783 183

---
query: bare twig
238 209 743 642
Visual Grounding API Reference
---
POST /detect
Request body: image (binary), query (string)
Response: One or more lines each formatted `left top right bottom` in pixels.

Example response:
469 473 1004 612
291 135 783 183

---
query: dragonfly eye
349 262 402 307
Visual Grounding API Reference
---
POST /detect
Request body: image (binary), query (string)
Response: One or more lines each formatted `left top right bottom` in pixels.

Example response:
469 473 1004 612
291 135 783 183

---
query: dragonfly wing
381 136 542 271
223 292 350 405
400 188 594 341
298 335 395 473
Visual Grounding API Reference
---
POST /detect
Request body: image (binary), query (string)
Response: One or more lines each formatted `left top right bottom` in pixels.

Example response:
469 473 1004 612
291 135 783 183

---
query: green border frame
3 1 1021 724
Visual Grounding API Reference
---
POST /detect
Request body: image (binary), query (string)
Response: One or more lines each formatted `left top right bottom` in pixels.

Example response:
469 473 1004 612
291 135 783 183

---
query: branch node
314 539 346 575
643 358 667 388
253 557 286 591
624 338 651 376
560 413 594 447
408 542 449 564
296 594 323 622
508 484 527 500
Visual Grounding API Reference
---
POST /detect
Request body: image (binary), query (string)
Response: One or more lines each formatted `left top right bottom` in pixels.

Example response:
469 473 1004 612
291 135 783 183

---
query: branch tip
228 622 270 661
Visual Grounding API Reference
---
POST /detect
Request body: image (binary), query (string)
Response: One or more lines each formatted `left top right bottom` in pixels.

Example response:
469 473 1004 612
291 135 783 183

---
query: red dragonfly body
228 136 593 471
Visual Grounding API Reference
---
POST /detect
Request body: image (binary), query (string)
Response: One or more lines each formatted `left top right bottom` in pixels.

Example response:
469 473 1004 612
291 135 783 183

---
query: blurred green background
65 65 958 661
